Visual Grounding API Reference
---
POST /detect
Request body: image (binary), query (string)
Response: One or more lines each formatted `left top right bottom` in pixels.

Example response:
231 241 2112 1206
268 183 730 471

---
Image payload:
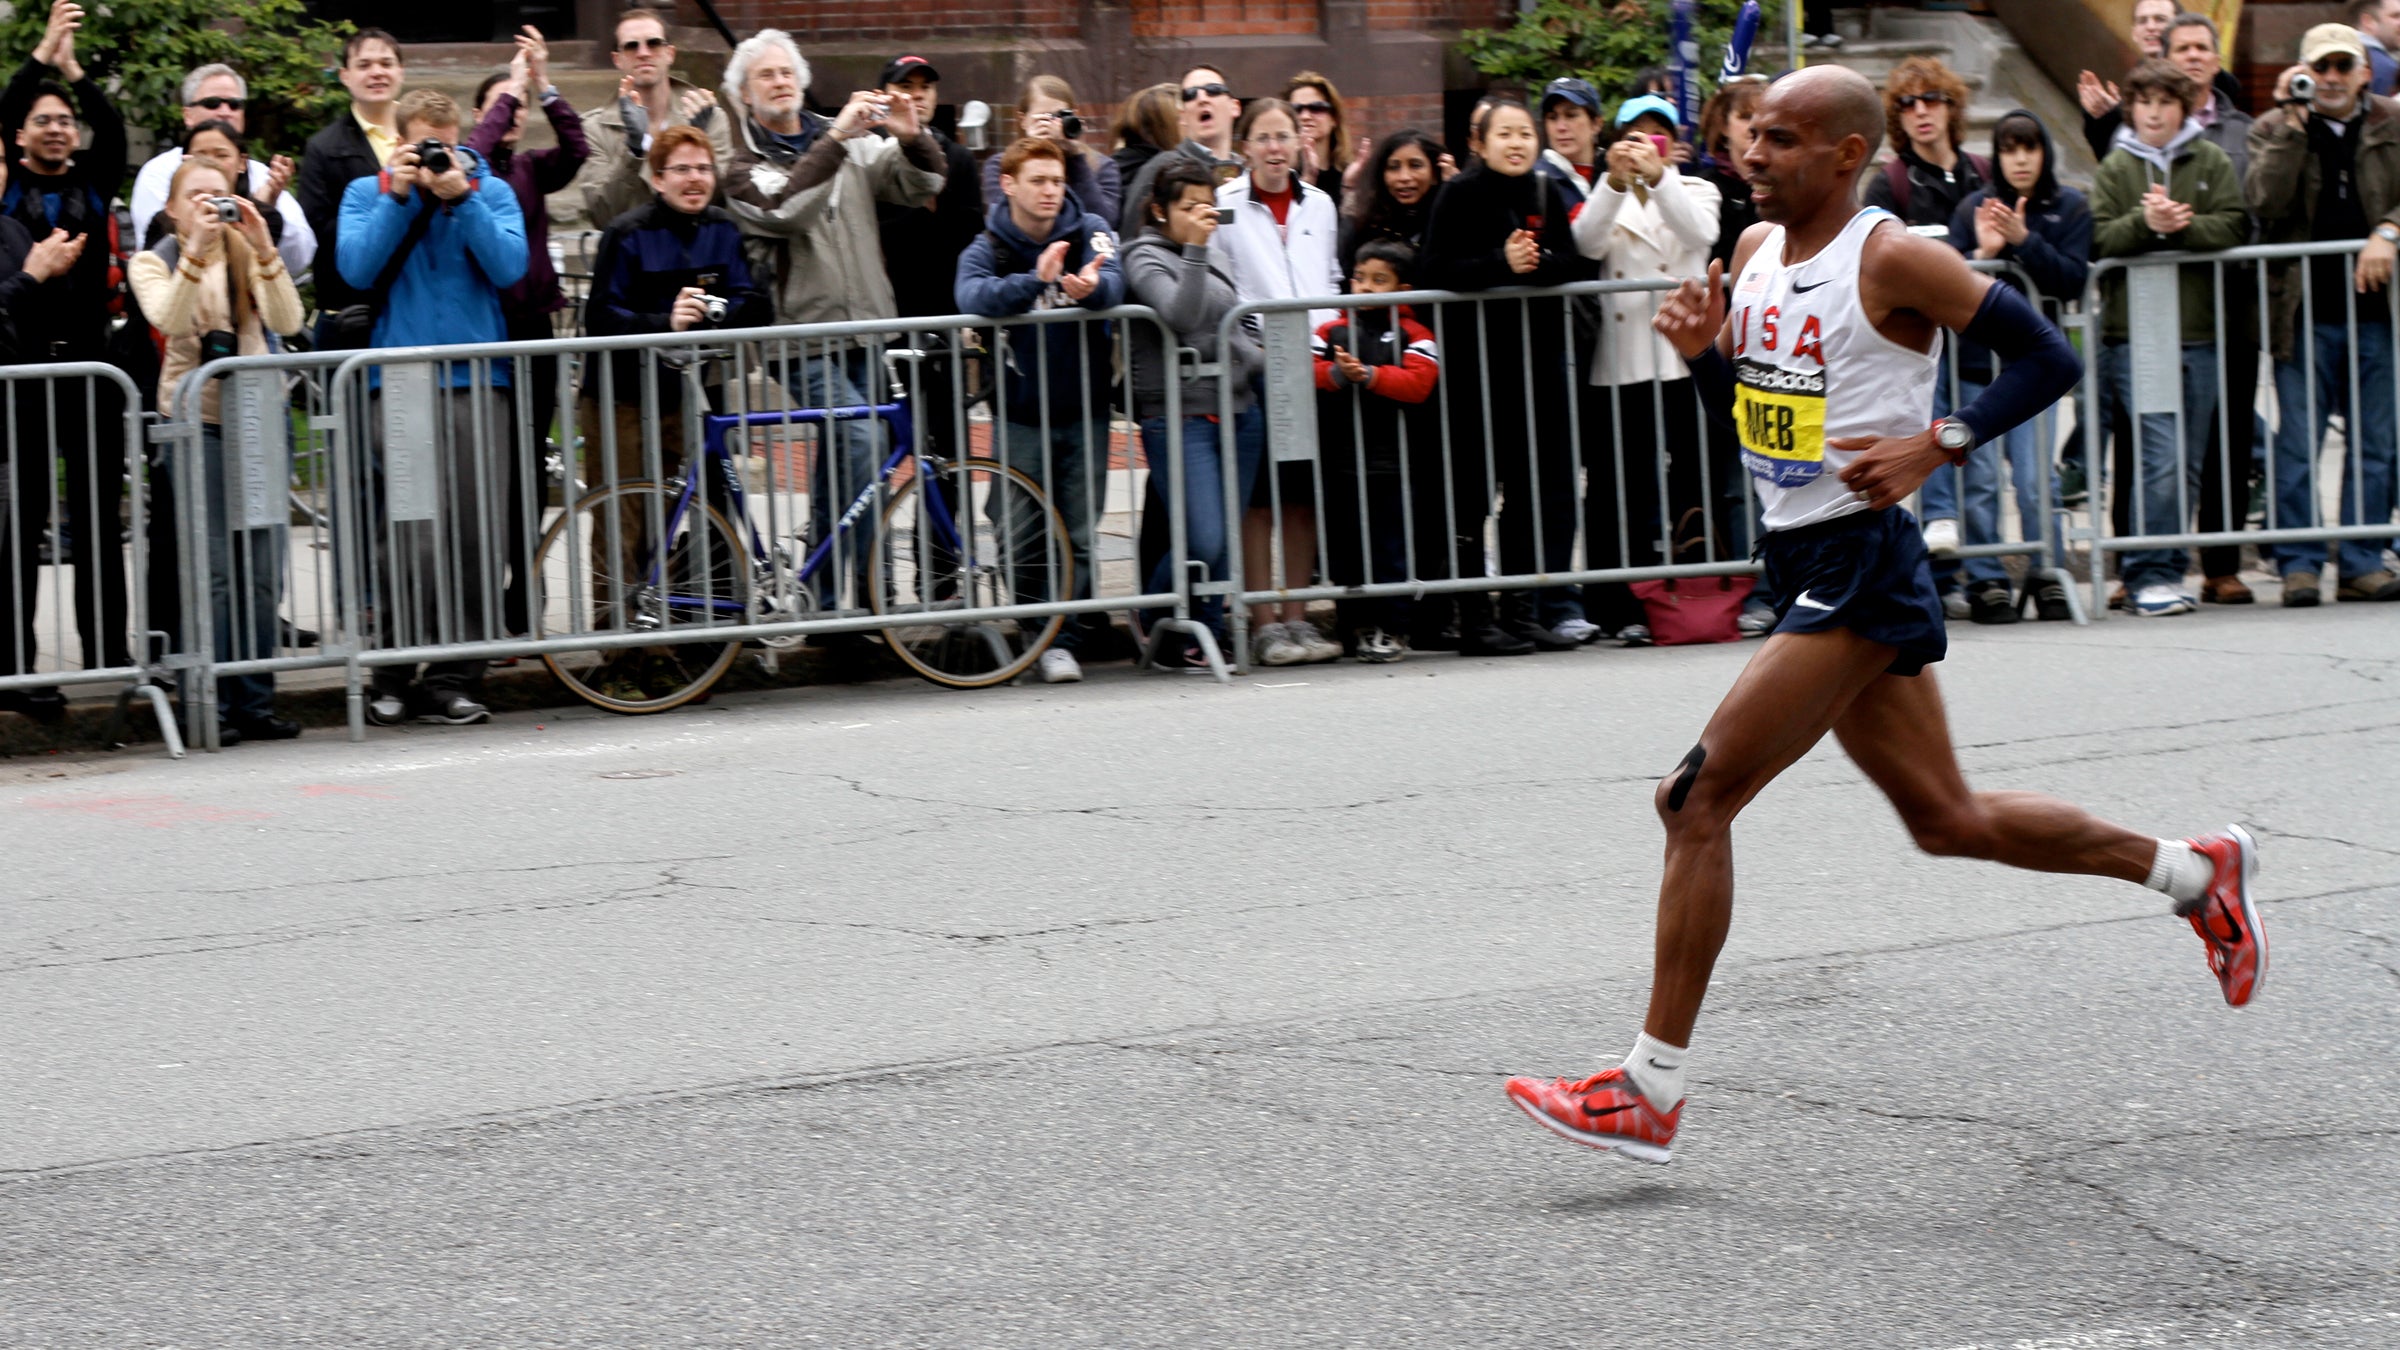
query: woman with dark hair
1112 81 1182 186
1123 158 1265 660
1418 96 1595 654
137 119 295 253
1339 128 1449 278
1691 76 1765 270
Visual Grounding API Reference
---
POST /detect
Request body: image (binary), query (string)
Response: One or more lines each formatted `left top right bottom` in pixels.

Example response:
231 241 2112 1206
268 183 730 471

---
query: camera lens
699 295 729 326
417 138 453 174
1059 112 1084 141
2291 72 2317 102
212 196 242 224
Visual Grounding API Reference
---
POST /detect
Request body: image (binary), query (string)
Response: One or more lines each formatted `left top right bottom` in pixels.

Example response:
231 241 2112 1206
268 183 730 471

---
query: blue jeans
992 416 1101 650
1140 408 1265 633
2103 341 2221 592
785 348 887 609
1934 376 2060 584
2268 319 2399 578
175 425 282 725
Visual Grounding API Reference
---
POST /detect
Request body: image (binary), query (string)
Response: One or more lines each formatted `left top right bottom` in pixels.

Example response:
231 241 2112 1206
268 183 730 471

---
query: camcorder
415 139 454 175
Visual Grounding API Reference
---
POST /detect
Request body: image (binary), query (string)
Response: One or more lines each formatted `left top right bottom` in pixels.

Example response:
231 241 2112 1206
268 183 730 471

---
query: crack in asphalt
0 867 740 975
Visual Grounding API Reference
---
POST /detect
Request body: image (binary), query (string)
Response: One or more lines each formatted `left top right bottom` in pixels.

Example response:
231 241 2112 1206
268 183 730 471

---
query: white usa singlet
1729 208 1940 532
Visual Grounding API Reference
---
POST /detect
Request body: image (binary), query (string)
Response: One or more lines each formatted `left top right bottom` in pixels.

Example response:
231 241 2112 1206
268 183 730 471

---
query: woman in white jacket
1569 97 1721 638
1210 97 1344 666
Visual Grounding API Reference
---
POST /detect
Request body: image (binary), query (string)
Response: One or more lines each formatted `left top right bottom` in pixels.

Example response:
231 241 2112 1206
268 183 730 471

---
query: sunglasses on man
188 96 245 112
1181 82 1231 102
2312 54 2358 75
618 35 670 53
1893 92 1953 111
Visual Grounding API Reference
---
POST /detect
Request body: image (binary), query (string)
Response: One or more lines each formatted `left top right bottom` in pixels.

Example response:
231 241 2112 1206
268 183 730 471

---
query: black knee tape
1666 744 1706 812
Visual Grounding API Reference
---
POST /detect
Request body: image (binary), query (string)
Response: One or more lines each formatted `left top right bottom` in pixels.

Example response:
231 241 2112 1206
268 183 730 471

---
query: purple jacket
466 90 591 318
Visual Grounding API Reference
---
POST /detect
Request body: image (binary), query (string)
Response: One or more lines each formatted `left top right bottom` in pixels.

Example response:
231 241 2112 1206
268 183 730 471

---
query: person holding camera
2 0 133 709
717 29 946 615
336 88 529 726
980 75 1120 226
128 160 306 744
2248 22 2400 604
583 123 770 487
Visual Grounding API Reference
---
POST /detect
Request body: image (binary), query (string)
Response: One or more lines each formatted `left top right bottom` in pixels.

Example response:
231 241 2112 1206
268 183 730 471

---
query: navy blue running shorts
1759 507 1948 676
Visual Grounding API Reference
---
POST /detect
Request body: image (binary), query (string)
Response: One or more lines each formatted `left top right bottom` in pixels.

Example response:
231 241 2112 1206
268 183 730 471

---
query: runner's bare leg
1642 628 1897 1045
1831 667 2156 879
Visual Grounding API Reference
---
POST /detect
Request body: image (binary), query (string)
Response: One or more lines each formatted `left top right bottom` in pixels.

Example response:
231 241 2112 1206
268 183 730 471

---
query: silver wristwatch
1934 418 1975 461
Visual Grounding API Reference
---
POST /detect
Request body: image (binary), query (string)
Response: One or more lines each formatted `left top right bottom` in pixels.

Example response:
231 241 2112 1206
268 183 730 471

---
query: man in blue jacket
337 88 529 727
954 137 1124 683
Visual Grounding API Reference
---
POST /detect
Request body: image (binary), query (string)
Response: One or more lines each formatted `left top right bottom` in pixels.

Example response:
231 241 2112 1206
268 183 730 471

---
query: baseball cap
1614 92 1681 129
879 54 940 85
2300 24 2367 66
1540 77 1600 115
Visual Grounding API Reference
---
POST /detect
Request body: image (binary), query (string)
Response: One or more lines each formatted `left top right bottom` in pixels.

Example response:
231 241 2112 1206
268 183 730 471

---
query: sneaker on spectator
2031 578 2073 622
1966 579 2019 625
419 693 491 725
1508 618 1580 652
2282 571 2321 608
1617 623 1654 648
1554 616 1603 644
1037 647 1084 683
366 692 408 726
2200 576 2254 605
1737 599 1776 638
2130 584 2197 617
1354 627 1406 663
1921 517 1962 558
1287 618 1343 663
1253 622 1309 666
1941 588 1972 621
2336 569 2400 602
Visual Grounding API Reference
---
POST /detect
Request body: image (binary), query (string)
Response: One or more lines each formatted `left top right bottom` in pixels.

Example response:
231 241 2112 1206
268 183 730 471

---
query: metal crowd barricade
2076 239 2400 617
0 360 181 755
179 305 1212 740
1211 264 2085 671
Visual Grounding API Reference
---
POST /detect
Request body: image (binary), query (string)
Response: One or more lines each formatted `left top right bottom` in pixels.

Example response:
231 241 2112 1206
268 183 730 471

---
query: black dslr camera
415 139 454 175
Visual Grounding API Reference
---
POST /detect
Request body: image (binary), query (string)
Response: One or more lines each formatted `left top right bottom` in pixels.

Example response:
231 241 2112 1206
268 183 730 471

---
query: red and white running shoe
2184 824 2265 1007
1503 1066 1680 1164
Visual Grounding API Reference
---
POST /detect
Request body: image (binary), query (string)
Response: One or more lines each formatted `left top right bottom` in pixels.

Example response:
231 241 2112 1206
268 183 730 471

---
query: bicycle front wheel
533 480 750 714
871 459 1072 689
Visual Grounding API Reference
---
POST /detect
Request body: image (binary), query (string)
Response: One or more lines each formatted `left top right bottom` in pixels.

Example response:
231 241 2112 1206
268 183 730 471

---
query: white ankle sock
1622 1032 1688 1113
2144 838 2213 912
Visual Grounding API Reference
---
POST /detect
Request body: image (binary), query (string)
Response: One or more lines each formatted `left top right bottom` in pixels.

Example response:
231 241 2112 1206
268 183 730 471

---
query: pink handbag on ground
1629 575 1756 646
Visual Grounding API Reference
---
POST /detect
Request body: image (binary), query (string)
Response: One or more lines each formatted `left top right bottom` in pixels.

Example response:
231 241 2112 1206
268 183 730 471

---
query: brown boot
2282 571 2321 608
2200 575 2254 605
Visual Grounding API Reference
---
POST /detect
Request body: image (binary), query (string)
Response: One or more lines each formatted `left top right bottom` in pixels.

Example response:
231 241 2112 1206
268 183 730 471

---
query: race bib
1734 358 1827 487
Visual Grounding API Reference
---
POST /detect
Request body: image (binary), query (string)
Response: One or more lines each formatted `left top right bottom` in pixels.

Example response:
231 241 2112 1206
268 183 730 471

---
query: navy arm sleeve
1951 281 2080 448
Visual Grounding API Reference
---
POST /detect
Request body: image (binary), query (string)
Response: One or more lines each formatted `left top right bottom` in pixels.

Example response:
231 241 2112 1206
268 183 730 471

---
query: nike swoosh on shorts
1792 591 1836 611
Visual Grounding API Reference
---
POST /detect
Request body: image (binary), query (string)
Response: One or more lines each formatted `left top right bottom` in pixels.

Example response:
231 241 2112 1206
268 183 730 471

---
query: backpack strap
1883 157 1912 218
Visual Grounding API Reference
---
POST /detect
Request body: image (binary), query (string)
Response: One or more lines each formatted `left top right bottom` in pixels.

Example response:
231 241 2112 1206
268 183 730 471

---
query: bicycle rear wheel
871 458 1072 689
534 480 750 714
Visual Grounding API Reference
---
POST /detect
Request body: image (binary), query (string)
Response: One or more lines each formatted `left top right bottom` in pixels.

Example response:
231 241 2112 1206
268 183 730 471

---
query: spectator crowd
5 0 2400 740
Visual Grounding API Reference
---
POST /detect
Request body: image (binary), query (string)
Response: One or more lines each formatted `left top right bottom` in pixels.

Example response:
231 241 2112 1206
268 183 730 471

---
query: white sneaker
2130 584 2198 617
1354 627 1406 663
1253 622 1308 666
1736 601 1776 637
1037 647 1084 683
1942 589 1972 620
1617 623 1654 648
1287 618 1342 663
366 692 408 726
1922 517 1962 558
1553 617 1603 644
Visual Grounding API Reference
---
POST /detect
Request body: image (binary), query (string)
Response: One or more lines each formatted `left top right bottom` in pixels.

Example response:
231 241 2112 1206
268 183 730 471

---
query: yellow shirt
355 107 398 167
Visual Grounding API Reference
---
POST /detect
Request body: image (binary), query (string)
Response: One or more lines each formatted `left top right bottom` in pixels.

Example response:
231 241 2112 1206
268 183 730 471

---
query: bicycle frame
630 398 939 618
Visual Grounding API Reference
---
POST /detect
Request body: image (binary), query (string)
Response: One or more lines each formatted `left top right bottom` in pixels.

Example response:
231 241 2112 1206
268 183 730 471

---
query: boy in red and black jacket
1311 239 1441 662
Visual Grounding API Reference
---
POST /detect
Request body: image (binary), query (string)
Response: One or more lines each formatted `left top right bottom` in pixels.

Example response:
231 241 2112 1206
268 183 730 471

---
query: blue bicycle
532 361 1074 712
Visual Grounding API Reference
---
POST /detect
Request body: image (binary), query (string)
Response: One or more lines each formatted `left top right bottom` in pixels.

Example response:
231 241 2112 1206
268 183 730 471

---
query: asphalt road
5 602 2397 1348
